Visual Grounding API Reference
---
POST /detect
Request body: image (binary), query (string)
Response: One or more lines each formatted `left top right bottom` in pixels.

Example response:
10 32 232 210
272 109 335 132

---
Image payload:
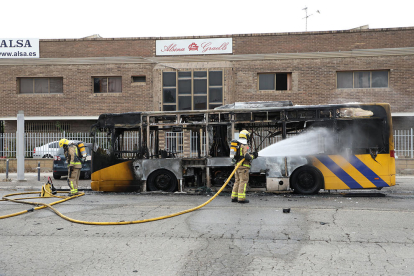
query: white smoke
258 128 335 157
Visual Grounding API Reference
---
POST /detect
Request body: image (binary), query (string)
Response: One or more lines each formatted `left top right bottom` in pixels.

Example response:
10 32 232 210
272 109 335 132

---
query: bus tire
291 166 323 195
147 169 178 192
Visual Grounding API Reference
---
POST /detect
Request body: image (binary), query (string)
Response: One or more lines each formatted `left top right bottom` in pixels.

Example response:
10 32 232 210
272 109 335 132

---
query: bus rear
311 103 396 191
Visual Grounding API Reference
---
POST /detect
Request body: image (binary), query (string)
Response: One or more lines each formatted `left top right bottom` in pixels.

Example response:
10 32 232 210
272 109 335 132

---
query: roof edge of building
39 26 414 42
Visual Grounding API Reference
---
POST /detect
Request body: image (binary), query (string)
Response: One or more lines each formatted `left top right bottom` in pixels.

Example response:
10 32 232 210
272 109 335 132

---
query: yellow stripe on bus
312 154 394 190
354 154 394 187
329 155 377 189
312 157 350 190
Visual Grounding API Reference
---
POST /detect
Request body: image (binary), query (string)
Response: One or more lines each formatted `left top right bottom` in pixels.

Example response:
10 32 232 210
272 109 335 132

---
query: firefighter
59 138 82 195
231 130 258 204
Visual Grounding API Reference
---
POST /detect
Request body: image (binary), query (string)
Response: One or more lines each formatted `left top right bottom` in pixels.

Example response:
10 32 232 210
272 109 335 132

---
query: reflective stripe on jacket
68 145 82 168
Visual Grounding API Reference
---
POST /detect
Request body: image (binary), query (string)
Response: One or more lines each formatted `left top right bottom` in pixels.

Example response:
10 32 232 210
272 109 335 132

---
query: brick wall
0 63 155 117
2 55 414 120
4 120 96 133
0 158 54 173
37 28 414 58
40 38 155 58
233 28 414 54
229 55 414 114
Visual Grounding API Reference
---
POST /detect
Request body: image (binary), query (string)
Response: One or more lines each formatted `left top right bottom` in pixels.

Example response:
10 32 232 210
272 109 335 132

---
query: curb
0 187 92 192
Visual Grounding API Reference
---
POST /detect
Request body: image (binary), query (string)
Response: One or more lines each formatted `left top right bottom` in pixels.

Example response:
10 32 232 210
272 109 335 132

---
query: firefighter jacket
67 145 82 169
239 144 255 168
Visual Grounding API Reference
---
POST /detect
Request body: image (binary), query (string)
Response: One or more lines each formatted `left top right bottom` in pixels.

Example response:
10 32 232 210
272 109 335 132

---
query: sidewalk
0 172 91 191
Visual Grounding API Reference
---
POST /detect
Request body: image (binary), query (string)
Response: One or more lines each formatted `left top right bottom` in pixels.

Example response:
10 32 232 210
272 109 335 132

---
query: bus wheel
291 166 323 195
147 169 178 192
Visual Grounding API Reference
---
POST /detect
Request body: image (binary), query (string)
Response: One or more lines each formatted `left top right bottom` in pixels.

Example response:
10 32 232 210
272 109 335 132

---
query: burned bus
90 101 396 194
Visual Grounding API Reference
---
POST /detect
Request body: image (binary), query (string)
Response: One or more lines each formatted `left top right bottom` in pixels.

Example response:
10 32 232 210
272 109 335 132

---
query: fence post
16 111 25 181
37 161 40 181
411 128 413 159
6 159 9 179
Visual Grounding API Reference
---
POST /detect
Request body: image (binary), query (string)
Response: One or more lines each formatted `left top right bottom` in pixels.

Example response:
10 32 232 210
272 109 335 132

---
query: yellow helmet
239 130 250 140
59 138 69 148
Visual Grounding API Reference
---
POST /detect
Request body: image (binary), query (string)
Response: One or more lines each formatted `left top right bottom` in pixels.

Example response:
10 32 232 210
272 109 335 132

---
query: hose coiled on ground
0 159 244 225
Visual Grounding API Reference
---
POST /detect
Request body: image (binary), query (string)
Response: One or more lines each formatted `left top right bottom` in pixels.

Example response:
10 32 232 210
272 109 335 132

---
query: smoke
258 128 335 157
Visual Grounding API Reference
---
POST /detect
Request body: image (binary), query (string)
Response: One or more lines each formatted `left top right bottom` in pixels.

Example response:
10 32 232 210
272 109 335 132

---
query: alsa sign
0 38 39 58
156 38 232 56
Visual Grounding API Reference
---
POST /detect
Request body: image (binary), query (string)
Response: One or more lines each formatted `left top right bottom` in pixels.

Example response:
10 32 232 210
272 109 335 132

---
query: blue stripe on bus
316 156 363 189
348 155 389 187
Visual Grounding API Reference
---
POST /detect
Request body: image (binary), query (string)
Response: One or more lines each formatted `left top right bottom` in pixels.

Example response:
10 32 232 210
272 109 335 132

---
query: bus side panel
91 160 140 192
312 157 350 190
312 154 394 190
353 154 395 187
133 159 183 181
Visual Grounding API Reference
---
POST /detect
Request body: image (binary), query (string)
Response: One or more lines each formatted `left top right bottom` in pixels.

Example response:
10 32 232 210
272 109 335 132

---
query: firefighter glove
244 153 252 161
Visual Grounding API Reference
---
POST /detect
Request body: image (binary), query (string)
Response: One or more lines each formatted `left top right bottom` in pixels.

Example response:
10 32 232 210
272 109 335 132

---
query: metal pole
305 8 308 31
17 111 25 181
6 159 9 179
411 128 413 159
37 161 40 181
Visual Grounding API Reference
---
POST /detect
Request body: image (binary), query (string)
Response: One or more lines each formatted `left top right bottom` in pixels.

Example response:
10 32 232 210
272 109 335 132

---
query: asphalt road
0 175 414 276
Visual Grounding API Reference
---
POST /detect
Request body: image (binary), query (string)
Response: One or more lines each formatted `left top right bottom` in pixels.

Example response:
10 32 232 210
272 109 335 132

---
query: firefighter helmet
59 138 69 148
239 130 250 141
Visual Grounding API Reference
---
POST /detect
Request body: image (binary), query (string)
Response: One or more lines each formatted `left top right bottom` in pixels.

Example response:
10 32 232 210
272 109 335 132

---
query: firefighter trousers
68 167 81 194
231 166 250 202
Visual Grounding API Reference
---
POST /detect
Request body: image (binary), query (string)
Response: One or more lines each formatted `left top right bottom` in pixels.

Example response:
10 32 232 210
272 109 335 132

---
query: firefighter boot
231 198 238 202
238 199 249 204
68 190 79 196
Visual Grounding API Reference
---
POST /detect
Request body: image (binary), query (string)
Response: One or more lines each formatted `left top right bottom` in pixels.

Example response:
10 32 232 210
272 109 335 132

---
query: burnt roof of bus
94 102 389 129
95 112 142 129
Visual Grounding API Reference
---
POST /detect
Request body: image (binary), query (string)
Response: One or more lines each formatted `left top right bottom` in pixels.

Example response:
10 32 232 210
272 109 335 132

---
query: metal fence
1 129 413 158
164 131 207 158
0 132 132 158
394 129 414 158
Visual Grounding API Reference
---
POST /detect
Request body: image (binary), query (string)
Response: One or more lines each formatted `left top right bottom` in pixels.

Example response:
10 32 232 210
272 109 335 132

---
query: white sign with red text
156 38 232 56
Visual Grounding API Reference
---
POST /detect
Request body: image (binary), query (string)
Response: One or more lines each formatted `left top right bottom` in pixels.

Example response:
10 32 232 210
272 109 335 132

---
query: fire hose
0 159 245 225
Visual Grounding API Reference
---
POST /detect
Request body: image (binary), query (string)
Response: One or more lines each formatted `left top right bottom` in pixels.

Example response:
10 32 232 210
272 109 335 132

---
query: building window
18 77 63 94
132 76 146 83
93 77 122 93
162 70 223 111
337 71 389 89
258 73 292 91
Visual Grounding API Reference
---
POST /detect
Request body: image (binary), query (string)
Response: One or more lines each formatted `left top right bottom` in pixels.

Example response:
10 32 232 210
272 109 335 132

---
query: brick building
1 26 414 133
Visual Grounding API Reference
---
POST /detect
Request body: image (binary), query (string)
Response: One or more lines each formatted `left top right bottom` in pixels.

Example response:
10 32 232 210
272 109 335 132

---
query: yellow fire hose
0 159 244 225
